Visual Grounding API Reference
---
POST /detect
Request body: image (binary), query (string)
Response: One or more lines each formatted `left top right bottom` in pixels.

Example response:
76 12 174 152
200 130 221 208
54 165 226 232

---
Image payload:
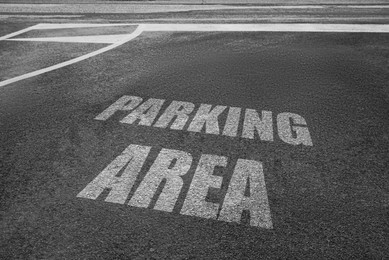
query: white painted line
113 17 389 22
1 23 389 88
0 15 84 19
32 23 389 33
34 23 136 30
8 34 131 44
0 24 144 88
0 24 39 41
142 23 389 33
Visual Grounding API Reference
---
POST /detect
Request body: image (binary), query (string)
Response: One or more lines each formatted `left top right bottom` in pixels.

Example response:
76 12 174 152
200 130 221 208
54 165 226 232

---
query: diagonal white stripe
0 25 145 88
0 24 39 41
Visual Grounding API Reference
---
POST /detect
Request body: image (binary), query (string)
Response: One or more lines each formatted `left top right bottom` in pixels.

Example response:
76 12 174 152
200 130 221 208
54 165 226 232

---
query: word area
77 144 273 228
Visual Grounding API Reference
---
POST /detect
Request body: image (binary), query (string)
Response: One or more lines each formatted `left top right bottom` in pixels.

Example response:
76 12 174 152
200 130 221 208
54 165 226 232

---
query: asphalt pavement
0 6 388 260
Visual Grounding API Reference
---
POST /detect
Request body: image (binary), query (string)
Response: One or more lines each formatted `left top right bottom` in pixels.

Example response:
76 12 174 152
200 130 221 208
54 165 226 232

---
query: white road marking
187 104 227 135
120 98 165 126
129 149 192 212
242 109 273 141
219 159 272 229
95 95 143 121
120 17 389 22
181 154 228 219
1 23 389 88
0 24 39 41
0 24 144 88
34 23 137 30
79 143 273 228
154 101 195 130
8 34 132 44
97 95 314 146
142 23 389 33
77 144 151 204
277 112 313 146
223 107 241 137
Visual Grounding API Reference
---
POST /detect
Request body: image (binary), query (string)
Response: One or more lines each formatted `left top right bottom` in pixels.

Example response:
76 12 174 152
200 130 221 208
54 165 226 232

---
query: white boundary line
1 23 389 88
0 24 39 41
34 23 137 30
7 34 132 44
142 23 389 33
33 23 389 33
0 24 144 88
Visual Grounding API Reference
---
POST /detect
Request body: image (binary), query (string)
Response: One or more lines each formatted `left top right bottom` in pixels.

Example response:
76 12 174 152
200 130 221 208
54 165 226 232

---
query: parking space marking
1 23 388 88
0 24 144 88
0 24 39 41
4 22 386 229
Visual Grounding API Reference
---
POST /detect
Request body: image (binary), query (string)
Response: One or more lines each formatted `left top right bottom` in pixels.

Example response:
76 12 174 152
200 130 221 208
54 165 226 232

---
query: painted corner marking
0 24 144 88
1 23 389 88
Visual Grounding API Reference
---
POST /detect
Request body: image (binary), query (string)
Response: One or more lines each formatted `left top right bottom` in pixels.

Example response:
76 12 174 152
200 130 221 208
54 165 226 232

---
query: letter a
219 159 273 228
77 144 151 204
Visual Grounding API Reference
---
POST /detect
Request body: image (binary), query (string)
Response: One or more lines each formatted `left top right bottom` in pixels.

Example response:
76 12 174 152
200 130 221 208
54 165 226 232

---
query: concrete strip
0 4 388 14
1 0 389 4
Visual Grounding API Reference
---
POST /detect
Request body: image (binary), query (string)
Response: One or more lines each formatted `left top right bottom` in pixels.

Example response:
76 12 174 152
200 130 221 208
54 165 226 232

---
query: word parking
95 95 313 146
77 95 315 228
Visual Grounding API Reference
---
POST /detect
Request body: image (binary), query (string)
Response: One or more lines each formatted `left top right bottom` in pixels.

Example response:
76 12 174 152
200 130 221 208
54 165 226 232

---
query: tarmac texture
0 21 388 258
